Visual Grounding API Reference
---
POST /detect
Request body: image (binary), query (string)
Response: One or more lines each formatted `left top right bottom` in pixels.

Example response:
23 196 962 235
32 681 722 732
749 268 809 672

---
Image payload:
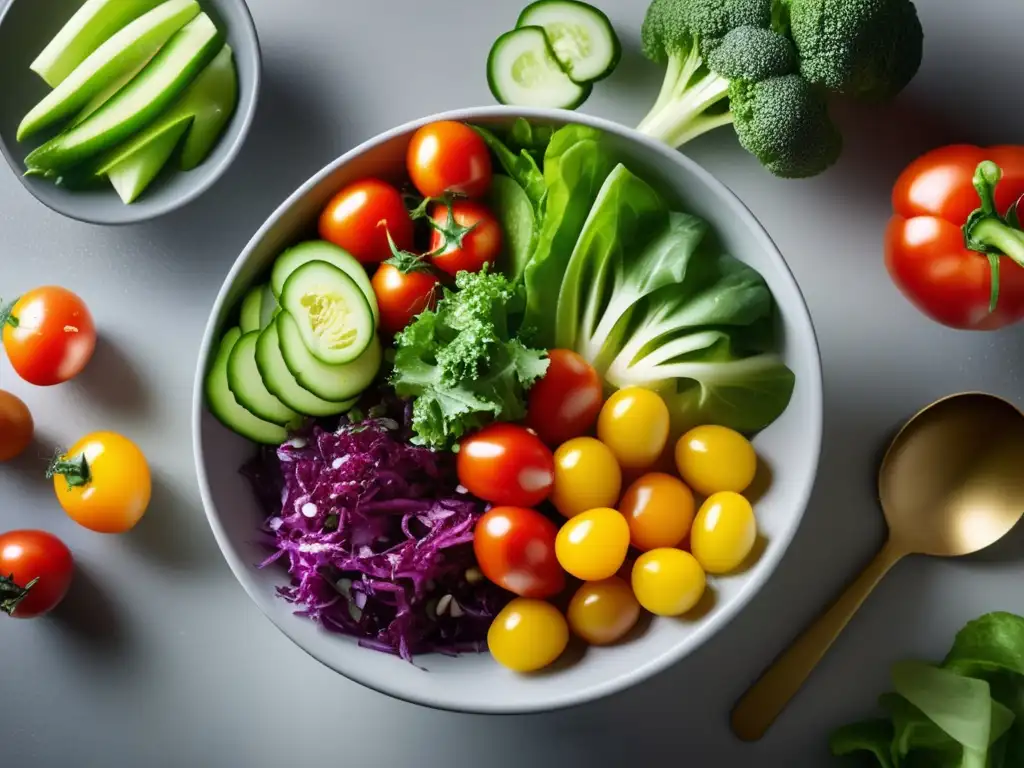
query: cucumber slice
177 44 237 170
270 241 379 327
72 56 154 127
227 331 301 427
105 118 189 203
24 13 222 175
487 26 591 109
30 0 167 88
239 283 279 334
279 260 375 365
277 311 381 402
516 0 621 84
17 0 200 141
255 322 356 417
205 327 290 445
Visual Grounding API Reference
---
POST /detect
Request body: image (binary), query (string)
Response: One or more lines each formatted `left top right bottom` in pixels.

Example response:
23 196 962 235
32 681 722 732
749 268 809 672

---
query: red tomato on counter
2 286 96 386
0 530 73 618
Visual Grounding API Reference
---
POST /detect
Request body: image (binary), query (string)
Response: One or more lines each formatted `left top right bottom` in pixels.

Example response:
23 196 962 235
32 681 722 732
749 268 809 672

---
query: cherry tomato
407 121 492 199
690 492 757 574
550 437 622 519
526 349 603 446
0 389 33 462
619 472 695 551
675 424 757 497
597 387 670 470
473 506 564 599
458 424 554 508
428 201 503 277
50 431 151 534
567 577 640 646
0 530 73 618
318 179 415 265
555 507 630 582
488 597 568 672
2 287 96 386
371 262 440 336
631 548 706 617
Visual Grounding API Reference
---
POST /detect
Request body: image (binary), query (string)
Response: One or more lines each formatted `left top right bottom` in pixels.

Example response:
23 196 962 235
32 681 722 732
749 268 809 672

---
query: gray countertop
4 0 1024 766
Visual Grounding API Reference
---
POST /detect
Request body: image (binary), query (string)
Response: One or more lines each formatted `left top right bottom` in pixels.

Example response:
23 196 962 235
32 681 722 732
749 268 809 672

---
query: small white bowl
192 106 823 714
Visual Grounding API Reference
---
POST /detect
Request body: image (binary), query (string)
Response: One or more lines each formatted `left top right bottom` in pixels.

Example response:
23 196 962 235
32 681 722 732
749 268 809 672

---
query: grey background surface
3 0 1024 766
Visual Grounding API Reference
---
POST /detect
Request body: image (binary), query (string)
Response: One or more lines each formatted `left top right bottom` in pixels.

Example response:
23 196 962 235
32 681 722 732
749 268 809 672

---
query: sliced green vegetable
30 0 166 88
270 241 379 326
227 331 301 427
516 0 621 84
72 57 153 127
277 312 381 402
239 283 278 335
487 26 591 109
487 174 537 281
18 0 200 141
24 13 222 175
105 118 190 203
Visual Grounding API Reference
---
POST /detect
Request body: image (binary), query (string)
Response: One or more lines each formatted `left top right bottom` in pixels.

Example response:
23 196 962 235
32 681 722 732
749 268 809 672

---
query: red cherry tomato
458 423 555 508
318 179 415 265
0 530 73 618
428 200 503 277
473 506 564 598
526 349 604 445
371 262 441 336
2 287 96 386
406 121 492 199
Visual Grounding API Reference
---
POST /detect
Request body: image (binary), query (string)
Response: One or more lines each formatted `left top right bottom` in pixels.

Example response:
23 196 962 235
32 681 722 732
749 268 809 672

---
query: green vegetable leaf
892 661 995 753
471 124 547 211
507 117 554 161
829 718 896 768
486 174 537 282
944 613 1024 679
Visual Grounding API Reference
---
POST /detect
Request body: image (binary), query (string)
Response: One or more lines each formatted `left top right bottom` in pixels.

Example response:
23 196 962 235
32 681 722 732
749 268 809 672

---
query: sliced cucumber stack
486 0 621 109
227 331 301 427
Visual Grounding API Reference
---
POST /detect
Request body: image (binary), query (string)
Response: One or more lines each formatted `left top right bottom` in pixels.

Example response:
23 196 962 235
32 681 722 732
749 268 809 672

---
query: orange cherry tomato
2 287 96 386
428 200 503 277
0 390 33 462
567 577 640 646
458 423 555 508
407 121 492 199
526 349 604 446
318 178 415 265
619 472 695 551
473 506 564 599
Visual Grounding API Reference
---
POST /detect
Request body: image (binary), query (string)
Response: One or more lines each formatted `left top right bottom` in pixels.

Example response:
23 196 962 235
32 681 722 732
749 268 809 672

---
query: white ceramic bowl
192 106 823 714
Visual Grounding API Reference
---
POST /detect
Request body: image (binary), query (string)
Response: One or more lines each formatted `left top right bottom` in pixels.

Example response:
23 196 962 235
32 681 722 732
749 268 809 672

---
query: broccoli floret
730 75 842 178
637 0 839 178
782 0 924 100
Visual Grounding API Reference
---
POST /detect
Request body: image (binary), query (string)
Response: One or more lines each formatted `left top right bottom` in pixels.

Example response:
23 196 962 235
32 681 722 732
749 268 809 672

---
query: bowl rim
191 104 824 714
0 0 262 226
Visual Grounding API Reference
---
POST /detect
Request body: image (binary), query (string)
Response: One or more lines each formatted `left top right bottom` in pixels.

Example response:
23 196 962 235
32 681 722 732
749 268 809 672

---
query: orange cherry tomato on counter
567 576 640 646
619 472 695 552
555 507 630 582
473 506 564 599
318 178 415 265
2 287 96 386
407 121 492 199
458 423 554 508
50 431 151 534
0 530 73 618
597 387 670 470
631 548 706 617
0 390 33 462
550 437 621 519
675 424 757 496
526 349 603 446
690 492 757 574
371 261 440 336
428 201 503 277
488 597 568 672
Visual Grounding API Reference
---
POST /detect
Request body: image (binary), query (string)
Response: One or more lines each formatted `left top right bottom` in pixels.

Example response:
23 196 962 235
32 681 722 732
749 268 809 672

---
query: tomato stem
962 161 1024 312
426 193 479 257
382 229 437 275
0 573 38 616
46 452 91 489
0 297 20 328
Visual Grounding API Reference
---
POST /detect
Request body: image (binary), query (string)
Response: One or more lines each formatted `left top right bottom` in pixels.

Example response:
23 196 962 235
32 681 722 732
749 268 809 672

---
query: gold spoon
731 392 1024 742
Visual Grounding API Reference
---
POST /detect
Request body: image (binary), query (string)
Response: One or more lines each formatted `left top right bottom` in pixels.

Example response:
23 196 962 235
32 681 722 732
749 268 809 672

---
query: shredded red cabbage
242 400 508 661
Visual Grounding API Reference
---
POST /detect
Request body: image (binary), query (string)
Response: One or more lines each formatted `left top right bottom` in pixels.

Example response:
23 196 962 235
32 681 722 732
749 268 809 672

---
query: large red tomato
473 506 564 599
526 349 603 446
458 423 555 508
2 287 96 386
318 178 415 265
406 121 492 199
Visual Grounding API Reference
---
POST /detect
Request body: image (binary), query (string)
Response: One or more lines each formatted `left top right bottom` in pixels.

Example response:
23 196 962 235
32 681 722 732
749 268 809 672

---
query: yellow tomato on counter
631 548 706 617
488 598 569 672
49 431 151 533
690 491 757 574
551 437 622 518
674 425 757 496
596 387 669 470
555 507 630 581
619 472 695 551
567 577 640 646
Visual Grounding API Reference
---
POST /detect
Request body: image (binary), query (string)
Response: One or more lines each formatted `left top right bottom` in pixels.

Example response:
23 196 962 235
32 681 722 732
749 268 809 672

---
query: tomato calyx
962 161 1024 312
0 573 38 616
383 229 437 276
427 198 479 257
0 297 20 328
46 452 91 490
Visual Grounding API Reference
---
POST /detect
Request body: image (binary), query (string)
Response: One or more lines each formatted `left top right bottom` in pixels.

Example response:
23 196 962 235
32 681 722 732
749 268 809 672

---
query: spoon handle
730 539 904 742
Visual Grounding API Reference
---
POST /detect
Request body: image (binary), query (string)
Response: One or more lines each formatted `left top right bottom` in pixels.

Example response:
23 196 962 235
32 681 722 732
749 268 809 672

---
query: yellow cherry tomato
567 576 640 646
631 548 706 617
596 387 670 470
675 425 757 496
619 472 695 551
551 437 622 519
49 431 151 534
556 507 630 581
488 597 569 672
690 491 757 574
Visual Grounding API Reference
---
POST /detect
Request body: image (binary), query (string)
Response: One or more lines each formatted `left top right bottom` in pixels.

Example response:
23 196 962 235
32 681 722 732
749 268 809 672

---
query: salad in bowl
193 106 822 713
